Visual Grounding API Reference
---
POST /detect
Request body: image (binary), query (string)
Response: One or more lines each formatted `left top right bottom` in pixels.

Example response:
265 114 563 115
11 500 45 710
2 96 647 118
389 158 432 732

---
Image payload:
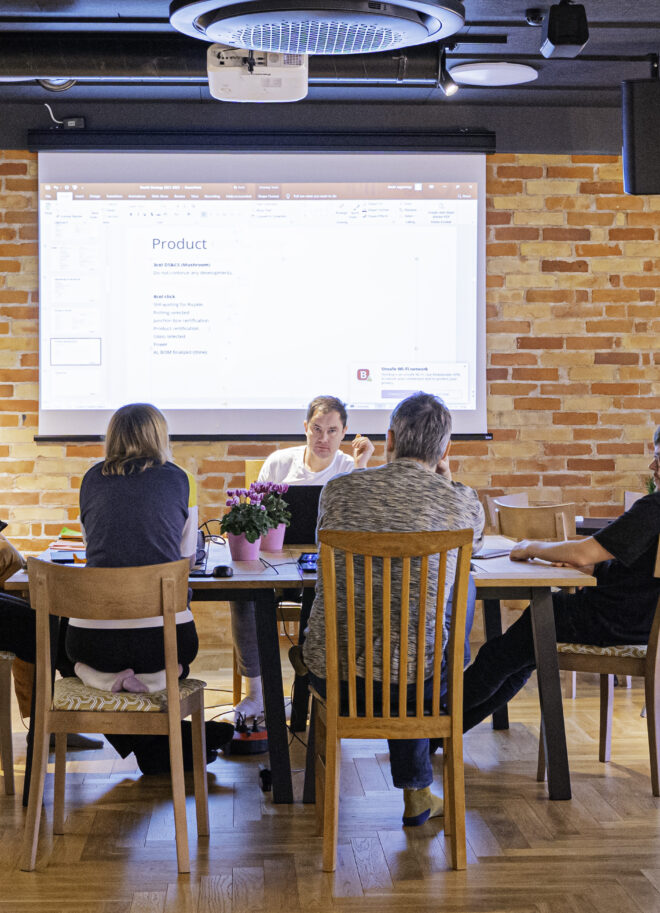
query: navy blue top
80 460 192 569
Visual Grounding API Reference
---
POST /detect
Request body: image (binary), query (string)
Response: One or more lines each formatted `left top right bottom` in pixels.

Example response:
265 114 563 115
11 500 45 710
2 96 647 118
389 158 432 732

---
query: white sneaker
234 695 264 722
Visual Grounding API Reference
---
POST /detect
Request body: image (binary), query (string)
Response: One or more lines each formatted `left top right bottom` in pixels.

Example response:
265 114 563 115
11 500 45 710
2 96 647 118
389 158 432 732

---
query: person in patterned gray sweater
303 392 484 826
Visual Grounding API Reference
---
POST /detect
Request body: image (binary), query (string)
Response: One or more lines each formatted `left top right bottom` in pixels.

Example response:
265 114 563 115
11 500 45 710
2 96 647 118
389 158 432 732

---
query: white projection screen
37 151 487 438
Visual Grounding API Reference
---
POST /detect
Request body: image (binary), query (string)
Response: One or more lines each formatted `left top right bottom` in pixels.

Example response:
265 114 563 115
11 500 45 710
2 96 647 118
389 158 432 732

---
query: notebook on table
283 485 322 545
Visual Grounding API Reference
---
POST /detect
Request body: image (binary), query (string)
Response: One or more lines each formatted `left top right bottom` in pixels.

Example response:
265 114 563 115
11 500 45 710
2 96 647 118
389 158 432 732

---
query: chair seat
0 651 15 661
53 676 206 712
557 642 647 659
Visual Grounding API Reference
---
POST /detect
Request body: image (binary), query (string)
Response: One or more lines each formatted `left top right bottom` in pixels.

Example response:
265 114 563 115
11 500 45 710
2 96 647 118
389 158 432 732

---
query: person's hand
509 540 534 562
352 433 374 468
435 455 452 480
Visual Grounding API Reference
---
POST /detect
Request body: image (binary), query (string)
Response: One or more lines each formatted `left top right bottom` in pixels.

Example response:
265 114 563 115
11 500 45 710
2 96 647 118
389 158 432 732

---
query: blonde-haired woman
67 403 233 773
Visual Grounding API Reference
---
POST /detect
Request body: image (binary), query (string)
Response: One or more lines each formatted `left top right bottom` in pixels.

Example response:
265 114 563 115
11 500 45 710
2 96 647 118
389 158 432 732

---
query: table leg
529 588 571 801
482 599 509 730
254 589 293 804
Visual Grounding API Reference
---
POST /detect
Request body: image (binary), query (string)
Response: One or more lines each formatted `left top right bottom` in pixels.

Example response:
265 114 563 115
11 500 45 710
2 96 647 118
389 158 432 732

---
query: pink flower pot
227 532 261 561
261 522 286 552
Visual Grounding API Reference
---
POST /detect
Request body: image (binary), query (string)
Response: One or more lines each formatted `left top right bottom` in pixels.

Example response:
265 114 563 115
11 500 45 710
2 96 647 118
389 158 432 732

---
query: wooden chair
245 458 265 488
22 558 209 874
484 492 528 531
305 528 473 872
493 499 577 541
0 651 15 795
539 540 660 793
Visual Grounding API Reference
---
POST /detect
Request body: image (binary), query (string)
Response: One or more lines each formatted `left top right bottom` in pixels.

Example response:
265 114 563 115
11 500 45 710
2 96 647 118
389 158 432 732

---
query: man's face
650 443 660 490
304 409 346 461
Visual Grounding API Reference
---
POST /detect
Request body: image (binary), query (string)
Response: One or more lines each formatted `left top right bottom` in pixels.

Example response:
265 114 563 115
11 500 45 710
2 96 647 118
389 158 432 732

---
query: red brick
486 243 519 256
486 212 511 225
226 443 279 457
491 353 538 365
541 259 589 273
575 243 622 257
0 163 27 175
571 155 619 163
579 181 623 194
591 383 639 395
609 228 655 240
542 228 591 241
512 368 559 381
584 319 631 333
493 227 540 241
553 413 598 425
596 443 645 454
546 166 595 179
0 242 37 257
20 353 39 367
539 383 588 396
4 211 37 224
516 337 563 349
495 165 544 179
573 428 620 440
486 368 508 380
491 429 518 441
623 275 660 288
488 179 523 194
65 444 105 457
566 459 616 471
487 320 531 333
596 196 644 210
513 397 562 410
544 443 592 456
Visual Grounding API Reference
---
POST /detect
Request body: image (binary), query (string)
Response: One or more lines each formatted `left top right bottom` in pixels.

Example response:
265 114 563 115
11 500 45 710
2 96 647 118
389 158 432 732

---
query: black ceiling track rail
27 129 496 152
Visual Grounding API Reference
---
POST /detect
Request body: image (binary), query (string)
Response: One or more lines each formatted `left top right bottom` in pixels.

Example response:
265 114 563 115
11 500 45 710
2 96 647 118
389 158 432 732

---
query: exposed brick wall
0 150 658 553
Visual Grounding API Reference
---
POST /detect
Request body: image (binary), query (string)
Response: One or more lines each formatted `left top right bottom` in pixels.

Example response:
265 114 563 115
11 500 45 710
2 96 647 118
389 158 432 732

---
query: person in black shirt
463 425 660 732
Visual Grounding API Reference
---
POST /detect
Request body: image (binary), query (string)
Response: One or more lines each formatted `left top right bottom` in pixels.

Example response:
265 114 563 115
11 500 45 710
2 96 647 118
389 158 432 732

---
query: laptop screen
283 486 322 545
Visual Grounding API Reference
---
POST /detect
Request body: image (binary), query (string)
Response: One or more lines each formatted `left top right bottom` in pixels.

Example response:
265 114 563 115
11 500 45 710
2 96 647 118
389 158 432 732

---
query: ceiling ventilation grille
228 20 406 54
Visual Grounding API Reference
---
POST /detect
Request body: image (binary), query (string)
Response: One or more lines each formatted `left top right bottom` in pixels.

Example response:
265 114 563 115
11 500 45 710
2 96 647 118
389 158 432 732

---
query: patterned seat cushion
557 642 647 659
53 676 205 712
0 651 15 661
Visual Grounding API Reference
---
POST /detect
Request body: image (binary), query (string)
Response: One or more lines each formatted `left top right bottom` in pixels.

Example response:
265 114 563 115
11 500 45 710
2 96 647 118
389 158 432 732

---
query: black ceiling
0 1 658 152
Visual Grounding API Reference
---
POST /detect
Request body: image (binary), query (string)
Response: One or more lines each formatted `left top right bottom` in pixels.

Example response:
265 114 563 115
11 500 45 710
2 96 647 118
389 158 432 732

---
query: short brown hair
102 403 170 476
306 395 347 428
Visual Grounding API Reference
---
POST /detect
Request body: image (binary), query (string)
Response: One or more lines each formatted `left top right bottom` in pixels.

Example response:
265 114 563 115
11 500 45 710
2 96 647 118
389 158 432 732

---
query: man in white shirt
232 395 374 720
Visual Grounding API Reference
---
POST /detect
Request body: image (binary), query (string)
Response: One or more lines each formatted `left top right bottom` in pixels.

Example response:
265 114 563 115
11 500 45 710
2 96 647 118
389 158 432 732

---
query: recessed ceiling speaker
170 0 465 55
540 0 588 59
622 79 660 195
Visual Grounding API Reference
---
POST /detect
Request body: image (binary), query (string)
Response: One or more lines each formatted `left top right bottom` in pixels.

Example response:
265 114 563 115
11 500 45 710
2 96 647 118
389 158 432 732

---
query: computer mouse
212 564 234 578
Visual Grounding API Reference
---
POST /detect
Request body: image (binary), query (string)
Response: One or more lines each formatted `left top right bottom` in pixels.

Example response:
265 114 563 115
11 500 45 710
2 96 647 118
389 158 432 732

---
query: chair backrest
493 500 577 540
624 490 645 511
245 460 265 488
318 529 473 726
484 492 528 530
27 558 190 707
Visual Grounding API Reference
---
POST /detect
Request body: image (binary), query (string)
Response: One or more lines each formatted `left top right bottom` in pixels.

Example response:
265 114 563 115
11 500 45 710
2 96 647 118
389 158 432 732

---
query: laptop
283 485 322 545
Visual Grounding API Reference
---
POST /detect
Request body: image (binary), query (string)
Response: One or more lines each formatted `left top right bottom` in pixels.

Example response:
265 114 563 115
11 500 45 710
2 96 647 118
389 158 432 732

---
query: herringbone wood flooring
1 648 659 913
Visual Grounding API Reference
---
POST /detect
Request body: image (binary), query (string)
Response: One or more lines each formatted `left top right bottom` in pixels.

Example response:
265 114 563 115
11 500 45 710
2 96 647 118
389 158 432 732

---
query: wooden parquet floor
2 651 660 913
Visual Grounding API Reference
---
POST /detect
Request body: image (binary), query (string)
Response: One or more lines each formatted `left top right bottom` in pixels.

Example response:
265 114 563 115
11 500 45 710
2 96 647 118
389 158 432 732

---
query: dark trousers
309 575 477 789
462 589 650 732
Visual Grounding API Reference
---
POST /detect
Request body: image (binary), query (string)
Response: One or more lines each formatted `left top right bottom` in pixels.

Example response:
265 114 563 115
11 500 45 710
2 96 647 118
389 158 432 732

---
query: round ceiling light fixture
170 0 465 55
448 61 538 86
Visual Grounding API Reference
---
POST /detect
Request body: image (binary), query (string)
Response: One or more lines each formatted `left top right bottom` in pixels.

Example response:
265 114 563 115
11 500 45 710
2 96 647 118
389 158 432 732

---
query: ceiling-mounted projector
540 0 589 59
170 0 465 55
207 43 308 100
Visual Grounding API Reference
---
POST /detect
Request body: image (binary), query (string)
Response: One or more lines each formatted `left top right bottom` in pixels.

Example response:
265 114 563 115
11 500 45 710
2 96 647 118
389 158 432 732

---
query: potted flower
254 482 291 552
221 485 271 560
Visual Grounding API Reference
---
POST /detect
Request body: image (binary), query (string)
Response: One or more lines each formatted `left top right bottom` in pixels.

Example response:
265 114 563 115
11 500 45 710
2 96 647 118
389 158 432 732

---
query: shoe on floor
233 695 264 722
402 786 444 826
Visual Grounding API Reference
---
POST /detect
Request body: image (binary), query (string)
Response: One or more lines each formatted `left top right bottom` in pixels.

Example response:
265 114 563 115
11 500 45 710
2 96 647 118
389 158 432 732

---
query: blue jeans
310 574 477 790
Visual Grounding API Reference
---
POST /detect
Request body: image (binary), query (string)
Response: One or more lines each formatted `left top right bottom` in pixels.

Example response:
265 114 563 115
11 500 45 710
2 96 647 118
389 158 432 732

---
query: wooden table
471 536 596 801
6 543 313 805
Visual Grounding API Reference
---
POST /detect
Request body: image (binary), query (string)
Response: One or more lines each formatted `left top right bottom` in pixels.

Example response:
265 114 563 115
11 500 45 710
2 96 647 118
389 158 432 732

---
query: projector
540 1 589 59
207 43 308 101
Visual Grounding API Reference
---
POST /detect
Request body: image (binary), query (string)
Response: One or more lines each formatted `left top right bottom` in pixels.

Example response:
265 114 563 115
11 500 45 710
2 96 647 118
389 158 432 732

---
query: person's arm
351 433 375 469
509 535 613 569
